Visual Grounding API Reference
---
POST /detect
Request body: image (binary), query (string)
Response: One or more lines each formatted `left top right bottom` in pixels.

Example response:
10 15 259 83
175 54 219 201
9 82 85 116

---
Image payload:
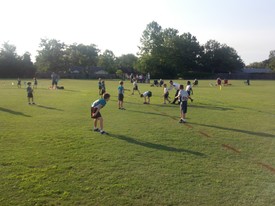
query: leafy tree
174 33 204 75
202 40 244 73
269 50 275 59
0 42 35 77
98 50 117 73
65 43 99 67
116 54 138 73
35 38 66 72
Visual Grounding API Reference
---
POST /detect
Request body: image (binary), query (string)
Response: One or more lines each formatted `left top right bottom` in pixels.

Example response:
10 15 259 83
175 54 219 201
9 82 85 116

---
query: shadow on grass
108 133 206 156
189 103 233 111
127 109 178 119
191 122 275 138
36 105 63 111
0 107 31 117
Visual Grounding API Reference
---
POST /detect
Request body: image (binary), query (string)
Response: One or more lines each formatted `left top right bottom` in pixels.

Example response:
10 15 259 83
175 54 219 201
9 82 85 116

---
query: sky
1 0 275 65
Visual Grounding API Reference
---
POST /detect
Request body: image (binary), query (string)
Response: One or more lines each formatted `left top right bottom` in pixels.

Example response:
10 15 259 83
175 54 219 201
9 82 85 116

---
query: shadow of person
107 133 206 157
0 107 31 117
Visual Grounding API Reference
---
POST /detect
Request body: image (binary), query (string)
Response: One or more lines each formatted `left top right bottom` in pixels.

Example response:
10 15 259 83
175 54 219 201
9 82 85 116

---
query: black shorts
91 107 101 119
118 93 124 101
164 93 169 98
180 101 187 113
27 93 33 98
133 85 138 90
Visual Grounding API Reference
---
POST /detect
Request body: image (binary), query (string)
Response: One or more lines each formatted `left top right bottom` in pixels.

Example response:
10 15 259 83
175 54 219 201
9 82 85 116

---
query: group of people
91 78 196 135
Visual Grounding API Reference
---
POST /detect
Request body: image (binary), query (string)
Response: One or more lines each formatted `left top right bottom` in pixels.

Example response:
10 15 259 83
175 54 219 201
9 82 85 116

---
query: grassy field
0 79 275 206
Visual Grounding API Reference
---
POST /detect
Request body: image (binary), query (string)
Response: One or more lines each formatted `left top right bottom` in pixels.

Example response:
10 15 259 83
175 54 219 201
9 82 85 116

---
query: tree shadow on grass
0 107 31 117
190 122 275 138
36 105 63 111
108 133 206 157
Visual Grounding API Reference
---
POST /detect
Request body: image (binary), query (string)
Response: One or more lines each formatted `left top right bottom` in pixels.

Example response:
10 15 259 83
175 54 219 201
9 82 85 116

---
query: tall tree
65 43 99 67
35 38 66 72
0 42 35 77
98 50 117 73
202 40 244 73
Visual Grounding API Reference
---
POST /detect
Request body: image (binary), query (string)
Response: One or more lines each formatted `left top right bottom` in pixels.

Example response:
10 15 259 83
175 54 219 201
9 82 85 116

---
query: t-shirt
169 82 180 90
27 86 33 94
143 91 152 97
186 85 192 92
91 98 107 109
178 89 189 102
118 85 124 94
164 87 169 94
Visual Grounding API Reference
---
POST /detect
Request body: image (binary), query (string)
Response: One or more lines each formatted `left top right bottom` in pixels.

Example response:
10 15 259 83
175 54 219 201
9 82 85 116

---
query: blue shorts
180 101 187 113
118 93 124 101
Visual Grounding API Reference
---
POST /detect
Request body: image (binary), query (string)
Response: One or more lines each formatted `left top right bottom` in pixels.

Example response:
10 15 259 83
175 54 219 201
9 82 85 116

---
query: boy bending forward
91 93 110 134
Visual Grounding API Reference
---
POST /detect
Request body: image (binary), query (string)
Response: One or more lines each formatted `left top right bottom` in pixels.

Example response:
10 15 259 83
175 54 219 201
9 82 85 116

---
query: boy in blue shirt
118 81 125 110
91 93 110 134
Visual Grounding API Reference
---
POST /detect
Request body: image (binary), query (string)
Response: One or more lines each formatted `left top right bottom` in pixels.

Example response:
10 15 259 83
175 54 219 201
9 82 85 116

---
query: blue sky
1 0 275 65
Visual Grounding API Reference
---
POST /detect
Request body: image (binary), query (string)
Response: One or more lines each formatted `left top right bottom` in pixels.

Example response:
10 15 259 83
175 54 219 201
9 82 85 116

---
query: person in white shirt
163 83 170 104
185 81 194 102
176 84 192 123
132 79 141 95
140 91 152 104
169 80 180 104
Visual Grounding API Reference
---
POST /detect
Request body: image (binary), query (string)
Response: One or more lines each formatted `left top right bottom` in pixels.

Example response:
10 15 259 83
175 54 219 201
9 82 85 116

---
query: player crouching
91 93 110 134
140 91 152 104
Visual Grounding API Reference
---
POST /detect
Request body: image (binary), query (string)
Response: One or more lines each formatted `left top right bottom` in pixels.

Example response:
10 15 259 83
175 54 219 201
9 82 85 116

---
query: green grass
0 79 275 206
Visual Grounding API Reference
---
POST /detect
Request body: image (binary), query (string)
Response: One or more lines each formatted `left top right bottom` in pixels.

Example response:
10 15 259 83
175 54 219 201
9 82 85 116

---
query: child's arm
92 105 103 116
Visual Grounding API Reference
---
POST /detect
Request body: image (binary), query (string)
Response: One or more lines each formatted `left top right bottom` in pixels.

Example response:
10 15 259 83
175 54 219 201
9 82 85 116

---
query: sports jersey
118 85 124 94
91 98 107 109
186 85 192 92
178 89 189 102
143 91 152 97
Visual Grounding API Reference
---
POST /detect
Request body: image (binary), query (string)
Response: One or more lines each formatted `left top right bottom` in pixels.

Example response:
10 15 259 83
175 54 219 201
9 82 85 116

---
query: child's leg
94 119 98 128
28 97 30 104
99 117 103 130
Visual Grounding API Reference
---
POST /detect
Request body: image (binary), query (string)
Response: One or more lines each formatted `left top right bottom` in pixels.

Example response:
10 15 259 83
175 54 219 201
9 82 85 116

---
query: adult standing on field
51 72 58 89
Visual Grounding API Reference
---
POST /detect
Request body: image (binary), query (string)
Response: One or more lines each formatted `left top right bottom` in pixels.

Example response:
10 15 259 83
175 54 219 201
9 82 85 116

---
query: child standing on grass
118 81 126 110
91 93 110 135
140 91 152 104
27 82 35 105
17 78 21 88
132 79 141 95
185 81 194 102
176 84 192 123
163 83 170 104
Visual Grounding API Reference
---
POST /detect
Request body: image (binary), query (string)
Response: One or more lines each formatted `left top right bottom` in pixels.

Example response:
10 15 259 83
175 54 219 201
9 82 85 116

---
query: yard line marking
257 162 275 174
222 144 240 154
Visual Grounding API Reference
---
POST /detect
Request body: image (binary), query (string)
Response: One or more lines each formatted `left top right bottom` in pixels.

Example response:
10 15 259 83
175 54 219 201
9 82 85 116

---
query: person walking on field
132 79 141 95
169 80 180 104
163 83 170 104
176 84 192 123
91 93 110 135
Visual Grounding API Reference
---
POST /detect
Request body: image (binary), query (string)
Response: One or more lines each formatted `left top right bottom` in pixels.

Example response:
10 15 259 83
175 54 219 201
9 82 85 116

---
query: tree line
0 21 274 78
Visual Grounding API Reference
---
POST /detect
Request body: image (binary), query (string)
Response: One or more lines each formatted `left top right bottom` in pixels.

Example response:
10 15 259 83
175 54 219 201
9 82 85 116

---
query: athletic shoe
93 128 100 132
120 108 126 110
179 119 183 123
100 131 108 135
